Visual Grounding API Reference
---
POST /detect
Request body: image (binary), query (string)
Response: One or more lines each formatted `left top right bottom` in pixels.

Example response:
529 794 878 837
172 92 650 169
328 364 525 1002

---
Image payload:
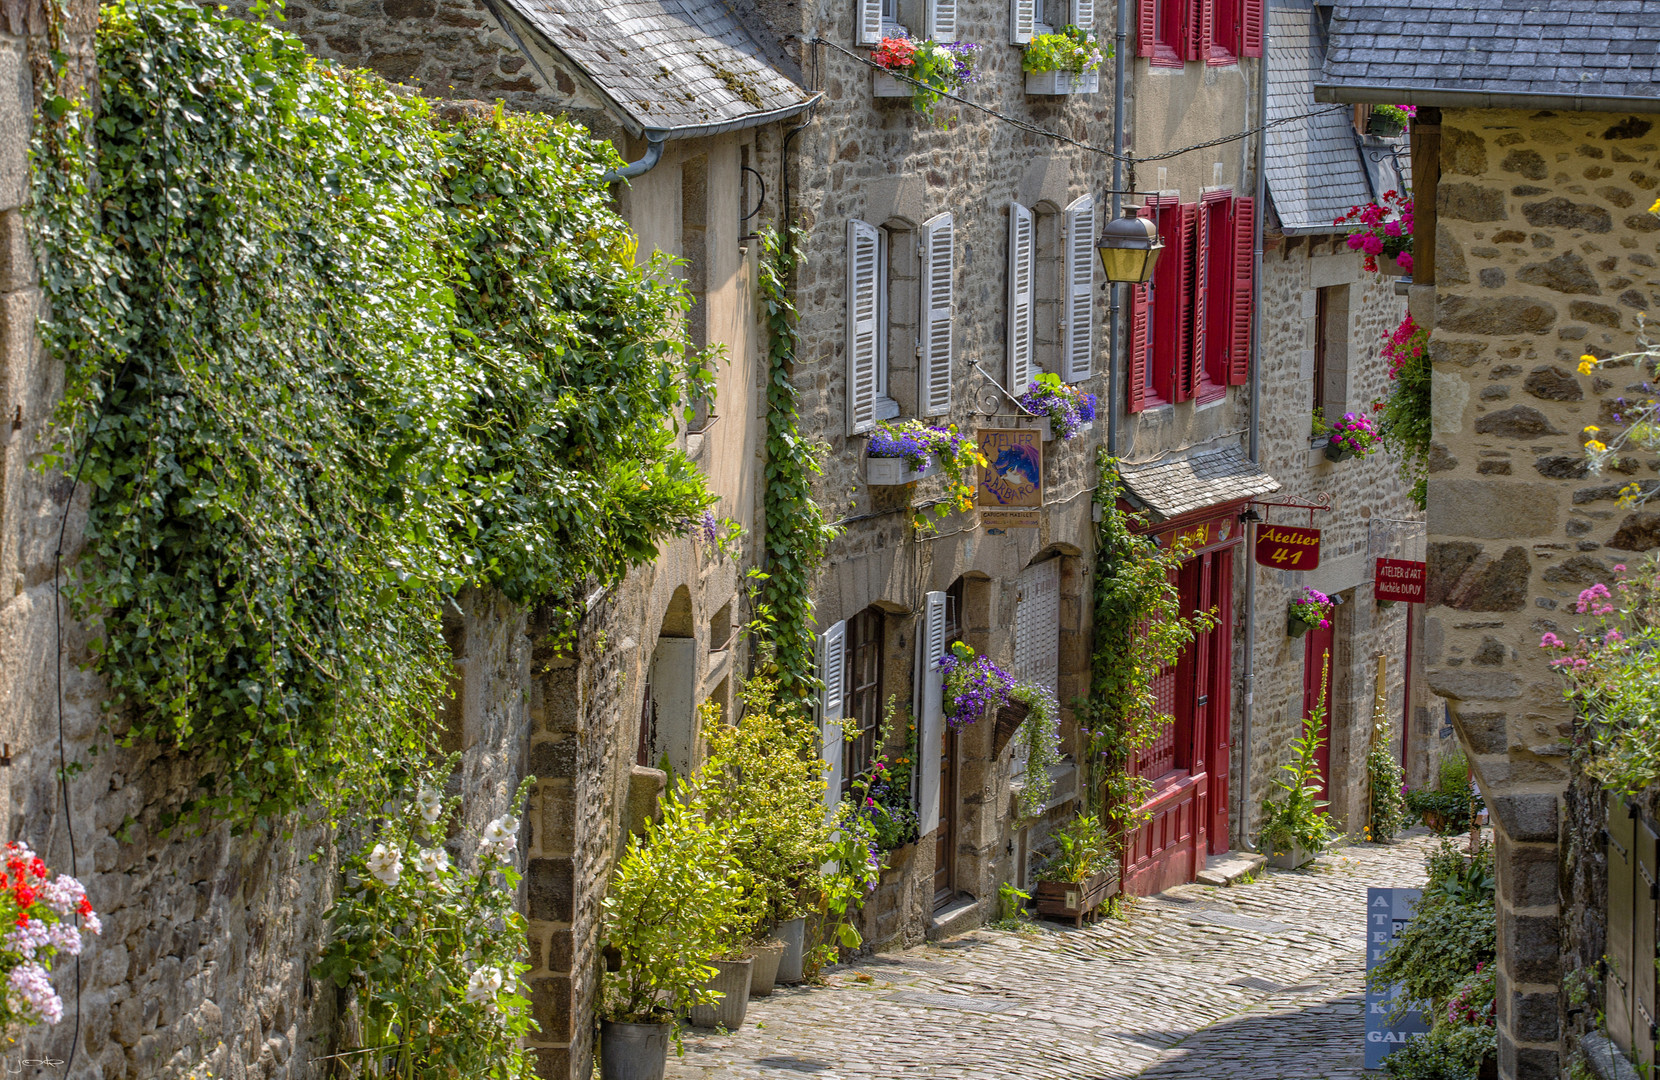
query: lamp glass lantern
1096 206 1164 284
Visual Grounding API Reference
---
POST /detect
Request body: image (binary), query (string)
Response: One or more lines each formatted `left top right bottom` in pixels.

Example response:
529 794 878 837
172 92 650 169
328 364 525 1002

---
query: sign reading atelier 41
1253 524 1322 571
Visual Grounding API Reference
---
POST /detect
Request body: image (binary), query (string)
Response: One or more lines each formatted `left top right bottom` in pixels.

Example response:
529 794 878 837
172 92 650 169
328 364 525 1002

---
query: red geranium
871 36 918 71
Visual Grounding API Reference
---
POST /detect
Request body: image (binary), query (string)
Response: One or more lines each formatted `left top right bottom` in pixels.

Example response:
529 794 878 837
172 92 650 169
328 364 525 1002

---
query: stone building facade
1317 2 1660 1076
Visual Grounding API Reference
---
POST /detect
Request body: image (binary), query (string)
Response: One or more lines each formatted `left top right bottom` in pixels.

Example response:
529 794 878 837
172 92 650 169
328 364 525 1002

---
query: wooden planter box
992 700 1030 758
1034 868 1119 927
1025 68 1100 95
866 454 937 486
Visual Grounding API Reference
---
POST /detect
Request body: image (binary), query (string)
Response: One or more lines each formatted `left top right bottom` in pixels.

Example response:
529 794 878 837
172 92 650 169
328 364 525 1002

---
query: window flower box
1033 867 1118 927
870 36 982 119
1025 68 1099 95
866 453 938 485
1017 374 1096 440
873 70 911 97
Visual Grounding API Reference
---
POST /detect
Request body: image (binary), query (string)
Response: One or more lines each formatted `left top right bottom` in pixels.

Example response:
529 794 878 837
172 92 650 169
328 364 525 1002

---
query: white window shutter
920 212 954 417
1014 558 1061 690
846 220 881 434
1007 202 1035 394
856 0 884 45
917 592 947 836
1010 0 1035 44
818 621 847 814
928 0 958 41
1062 194 1096 384
1070 0 1093 30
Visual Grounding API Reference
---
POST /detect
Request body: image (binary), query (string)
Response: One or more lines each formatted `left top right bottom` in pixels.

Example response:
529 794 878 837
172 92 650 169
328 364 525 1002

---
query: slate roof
1265 1 1376 233
1116 445 1282 522
1314 0 1660 112
502 0 816 137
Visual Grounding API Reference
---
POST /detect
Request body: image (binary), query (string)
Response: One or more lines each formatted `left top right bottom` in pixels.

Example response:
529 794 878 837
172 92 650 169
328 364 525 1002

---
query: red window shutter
1172 202 1197 402
1189 203 1210 399
1241 0 1263 57
1137 0 1157 56
1190 0 1213 63
1129 284 1150 413
1229 196 1256 385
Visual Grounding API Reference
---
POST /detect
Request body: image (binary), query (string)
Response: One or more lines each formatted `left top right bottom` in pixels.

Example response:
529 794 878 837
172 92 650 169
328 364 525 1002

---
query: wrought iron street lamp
1096 206 1164 284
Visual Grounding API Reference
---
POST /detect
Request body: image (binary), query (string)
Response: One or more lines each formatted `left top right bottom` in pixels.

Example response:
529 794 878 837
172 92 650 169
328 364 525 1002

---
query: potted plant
863 420 984 525
697 673 836 989
1335 189 1413 275
1033 813 1120 925
599 774 743 1078
1405 751 1477 835
870 35 981 121
1257 669 1336 869
1021 24 1107 95
936 640 1015 729
1316 409 1380 461
1017 373 1097 441
847 699 922 853
1365 103 1410 138
1286 586 1333 638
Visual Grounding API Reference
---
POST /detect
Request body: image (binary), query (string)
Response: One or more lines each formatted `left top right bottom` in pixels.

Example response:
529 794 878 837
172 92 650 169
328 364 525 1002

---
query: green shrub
1036 814 1115 884
1369 841 1495 1018
1258 668 1337 855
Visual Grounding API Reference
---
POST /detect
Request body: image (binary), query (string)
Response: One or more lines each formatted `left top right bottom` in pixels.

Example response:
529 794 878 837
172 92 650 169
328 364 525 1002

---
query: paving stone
665 833 1441 1079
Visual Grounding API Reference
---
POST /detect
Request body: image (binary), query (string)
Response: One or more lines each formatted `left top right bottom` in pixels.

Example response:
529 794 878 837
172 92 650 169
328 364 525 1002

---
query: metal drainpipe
600 135 666 183
1238 10 1271 854
1107 0 1129 458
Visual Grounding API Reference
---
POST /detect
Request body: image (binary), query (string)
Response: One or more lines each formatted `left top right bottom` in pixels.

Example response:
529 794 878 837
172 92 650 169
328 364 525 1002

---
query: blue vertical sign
1366 887 1431 1068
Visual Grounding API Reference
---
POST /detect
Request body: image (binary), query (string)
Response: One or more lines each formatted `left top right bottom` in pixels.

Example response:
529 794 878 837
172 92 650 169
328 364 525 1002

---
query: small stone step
927 895 982 940
1196 850 1267 886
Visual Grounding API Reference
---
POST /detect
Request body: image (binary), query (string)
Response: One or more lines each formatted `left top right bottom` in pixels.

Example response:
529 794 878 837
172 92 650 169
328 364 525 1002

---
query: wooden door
1303 620 1334 802
1608 794 1636 1053
934 728 958 908
1205 551 1234 850
1638 817 1658 1070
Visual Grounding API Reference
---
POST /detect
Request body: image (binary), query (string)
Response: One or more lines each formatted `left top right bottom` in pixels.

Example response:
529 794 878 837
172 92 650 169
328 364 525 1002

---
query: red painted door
1122 546 1235 893
1303 620 1334 802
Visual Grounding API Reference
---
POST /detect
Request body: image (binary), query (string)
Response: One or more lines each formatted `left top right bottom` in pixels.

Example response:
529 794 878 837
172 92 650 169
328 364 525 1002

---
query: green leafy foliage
1021 25 1108 74
1368 840 1496 1022
601 775 744 1028
31 0 711 827
1406 749 1476 834
1257 665 1338 856
316 768 537 1079
755 230 840 706
846 698 921 852
1036 813 1115 884
1367 741 1408 843
1012 681 1061 822
1084 458 1216 851
1377 314 1432 509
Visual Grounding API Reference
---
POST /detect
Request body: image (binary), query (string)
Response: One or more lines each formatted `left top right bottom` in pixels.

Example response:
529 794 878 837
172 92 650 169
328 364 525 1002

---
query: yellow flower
1583 425 1600 434
1578 354 1599 375
1649 196 1660 215
1586 439 1607 453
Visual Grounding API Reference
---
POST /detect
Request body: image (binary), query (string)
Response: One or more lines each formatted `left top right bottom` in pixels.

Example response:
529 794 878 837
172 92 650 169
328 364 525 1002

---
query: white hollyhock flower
466 965 504 1008
365 843 402 887
414 847 450 881
415 788 443 825
478 815 518 861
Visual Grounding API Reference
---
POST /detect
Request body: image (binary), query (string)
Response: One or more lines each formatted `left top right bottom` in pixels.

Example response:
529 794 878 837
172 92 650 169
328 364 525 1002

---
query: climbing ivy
30 0 713 827
755 228 839 705
1083 456 1216 850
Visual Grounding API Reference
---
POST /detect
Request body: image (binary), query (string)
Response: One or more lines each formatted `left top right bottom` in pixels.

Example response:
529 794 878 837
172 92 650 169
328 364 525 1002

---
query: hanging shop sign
1365 887 1430 1067
1254 524 1322 570
978 429 1042 529
1374 558 1427 604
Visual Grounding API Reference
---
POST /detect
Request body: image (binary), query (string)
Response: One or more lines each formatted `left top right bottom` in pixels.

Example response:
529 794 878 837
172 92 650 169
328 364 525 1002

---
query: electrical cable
809 38 1347 166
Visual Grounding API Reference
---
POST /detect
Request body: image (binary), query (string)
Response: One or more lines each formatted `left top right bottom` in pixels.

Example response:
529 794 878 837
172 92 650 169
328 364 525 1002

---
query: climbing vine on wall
1083 455 1216 850
755 228 840 705
30 0 714 827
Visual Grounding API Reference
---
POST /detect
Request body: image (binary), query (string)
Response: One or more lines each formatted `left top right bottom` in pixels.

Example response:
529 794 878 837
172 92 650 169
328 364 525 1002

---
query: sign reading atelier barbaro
978 429 1042 529
1374 558 1427 604
1253 523 1322 571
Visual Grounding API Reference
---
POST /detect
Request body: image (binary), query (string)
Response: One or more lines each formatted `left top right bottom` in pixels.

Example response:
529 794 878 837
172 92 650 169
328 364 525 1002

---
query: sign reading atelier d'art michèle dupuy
1366 887 1431 1068
978 429 1042 529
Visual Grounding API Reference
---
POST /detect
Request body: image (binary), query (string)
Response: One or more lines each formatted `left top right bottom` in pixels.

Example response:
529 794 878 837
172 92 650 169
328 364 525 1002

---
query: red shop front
1121 505 1242 896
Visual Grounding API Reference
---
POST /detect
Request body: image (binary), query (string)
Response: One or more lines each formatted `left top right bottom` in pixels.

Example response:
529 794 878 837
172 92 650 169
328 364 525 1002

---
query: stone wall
1422 105 1660 1080
1248 233 1439 839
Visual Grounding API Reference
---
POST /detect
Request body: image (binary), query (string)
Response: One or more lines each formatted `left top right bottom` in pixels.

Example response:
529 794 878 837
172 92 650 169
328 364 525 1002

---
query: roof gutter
598 94 824 183
1314 83 1660 115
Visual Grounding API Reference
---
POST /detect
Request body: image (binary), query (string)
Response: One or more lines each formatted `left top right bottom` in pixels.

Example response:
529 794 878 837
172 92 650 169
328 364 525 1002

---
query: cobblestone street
666 831 1442 1080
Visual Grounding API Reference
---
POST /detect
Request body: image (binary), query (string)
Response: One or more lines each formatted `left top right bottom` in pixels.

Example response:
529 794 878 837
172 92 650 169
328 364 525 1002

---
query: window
1011 0 1089 43
1312 284 1351 420
1137 0 1262 65
842 607 885 790
1127 195 1254 413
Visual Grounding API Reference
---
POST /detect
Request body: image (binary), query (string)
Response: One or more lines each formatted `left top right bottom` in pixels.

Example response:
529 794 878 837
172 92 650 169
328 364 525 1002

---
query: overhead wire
808 38 1348 166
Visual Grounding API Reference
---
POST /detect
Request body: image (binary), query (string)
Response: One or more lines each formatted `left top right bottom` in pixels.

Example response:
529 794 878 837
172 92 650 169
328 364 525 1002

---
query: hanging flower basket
1324 441 1358 463
1287 587 1334 637
992 699 1030 758
1018 374 1097 441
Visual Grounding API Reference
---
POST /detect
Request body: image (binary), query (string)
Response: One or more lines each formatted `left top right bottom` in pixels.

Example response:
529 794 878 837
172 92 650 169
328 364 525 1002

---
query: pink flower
1539 632 1564 648
1319 619 1331 629
1383 221 1402 238
1615 564 1627 573
1396 253 1414 274
1606 629 1624 644
1361 234 1385 256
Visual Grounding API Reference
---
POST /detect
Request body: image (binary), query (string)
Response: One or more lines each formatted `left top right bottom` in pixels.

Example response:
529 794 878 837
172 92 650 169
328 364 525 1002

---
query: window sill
1009 760 1079 814
1148 46 1185 68
1205 47 1238 67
